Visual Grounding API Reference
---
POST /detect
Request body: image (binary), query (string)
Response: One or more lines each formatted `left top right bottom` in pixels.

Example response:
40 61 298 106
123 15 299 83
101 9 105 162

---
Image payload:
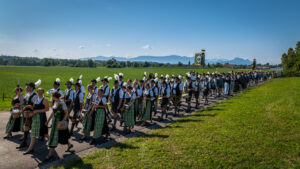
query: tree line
281 41 300 76
0 55 169 68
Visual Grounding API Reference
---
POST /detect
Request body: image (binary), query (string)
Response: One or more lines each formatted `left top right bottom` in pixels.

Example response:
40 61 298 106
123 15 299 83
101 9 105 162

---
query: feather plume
142 76 146 81
96 77 101 82
154 78 158 82
79 74 83 80
178 75 182 79
69 78 74 83
155 73 158 78
78 80 82 84
35 79 41 87
144 72 147 76
119 73 123 77
123 82 127 87
166 74 169 79
108 77 112 81
114 74 119 81
55 78 60 83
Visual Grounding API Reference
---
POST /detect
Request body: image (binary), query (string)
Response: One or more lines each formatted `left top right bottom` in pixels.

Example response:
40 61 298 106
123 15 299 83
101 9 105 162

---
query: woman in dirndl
123 86 136 134
89 88 108 145
80 85 96 141
4 87 24 139
24 88 49 155
141 83 152 126
45 91 73 162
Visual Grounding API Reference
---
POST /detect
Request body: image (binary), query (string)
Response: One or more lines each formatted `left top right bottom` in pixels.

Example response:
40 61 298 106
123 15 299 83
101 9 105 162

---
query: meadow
0 66 245 110
54 77 300 168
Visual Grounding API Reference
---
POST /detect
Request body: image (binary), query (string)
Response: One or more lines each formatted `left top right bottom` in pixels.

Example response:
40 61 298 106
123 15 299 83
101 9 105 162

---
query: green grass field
0 66 245 110
54 77 300 169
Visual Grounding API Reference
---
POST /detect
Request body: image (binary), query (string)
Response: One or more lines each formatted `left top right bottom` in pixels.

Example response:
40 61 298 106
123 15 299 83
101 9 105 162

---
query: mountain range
81 55 252 65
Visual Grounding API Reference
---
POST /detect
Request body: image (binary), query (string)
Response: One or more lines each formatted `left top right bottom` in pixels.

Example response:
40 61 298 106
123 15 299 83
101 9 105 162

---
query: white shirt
95 96 107 105
110 87 124 103
160 87 170 97
100 85 110 96
80 85 85 94
64 88 74 102
25 91 38 104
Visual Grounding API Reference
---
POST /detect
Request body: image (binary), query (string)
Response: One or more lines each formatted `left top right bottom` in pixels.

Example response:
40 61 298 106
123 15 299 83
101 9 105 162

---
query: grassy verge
55 77 300 169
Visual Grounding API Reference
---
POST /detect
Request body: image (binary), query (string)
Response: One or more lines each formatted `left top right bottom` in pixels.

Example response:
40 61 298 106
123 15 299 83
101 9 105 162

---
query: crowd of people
3 71 276 162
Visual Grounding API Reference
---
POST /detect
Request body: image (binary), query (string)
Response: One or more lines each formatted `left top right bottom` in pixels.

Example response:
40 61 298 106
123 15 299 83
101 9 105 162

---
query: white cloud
79 45 85 49
142 44 152 50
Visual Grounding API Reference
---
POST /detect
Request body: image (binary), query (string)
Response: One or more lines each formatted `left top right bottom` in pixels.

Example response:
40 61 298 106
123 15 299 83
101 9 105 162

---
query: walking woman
24 88 49 155
141 83 152 126
45 91 73 161
80 85 96 140
123 86 136 134
4 87 24 139
89 89 109 145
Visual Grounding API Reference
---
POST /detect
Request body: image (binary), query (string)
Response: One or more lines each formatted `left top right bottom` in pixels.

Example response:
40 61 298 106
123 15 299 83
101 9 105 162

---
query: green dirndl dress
82 96 93 135
48 104 70 148
31 113 41 138
124 98 135 127
6 97 23 133
93 108 105 139
142 100 151 121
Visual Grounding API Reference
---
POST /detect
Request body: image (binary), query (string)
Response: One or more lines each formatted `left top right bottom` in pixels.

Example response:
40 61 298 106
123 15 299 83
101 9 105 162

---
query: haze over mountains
81 55 253 65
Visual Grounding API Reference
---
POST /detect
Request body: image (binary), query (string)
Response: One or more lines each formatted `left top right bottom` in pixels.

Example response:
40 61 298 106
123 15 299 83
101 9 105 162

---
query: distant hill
82 55 252 65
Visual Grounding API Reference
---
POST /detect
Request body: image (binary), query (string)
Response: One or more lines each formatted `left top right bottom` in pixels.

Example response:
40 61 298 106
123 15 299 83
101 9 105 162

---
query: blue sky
0 0 299 64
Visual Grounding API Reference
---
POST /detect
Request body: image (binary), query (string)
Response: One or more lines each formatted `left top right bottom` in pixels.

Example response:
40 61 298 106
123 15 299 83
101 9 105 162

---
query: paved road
0 94 233 169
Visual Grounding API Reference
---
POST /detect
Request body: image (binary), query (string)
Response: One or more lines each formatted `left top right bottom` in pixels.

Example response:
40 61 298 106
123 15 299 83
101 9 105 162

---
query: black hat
140 80 144 83
26 82 35 89
91 79 97 83
114 80 119 84
102 78 108 82
151 80 155 83
53 81 60 86
75 82 81 87
65 81 73 85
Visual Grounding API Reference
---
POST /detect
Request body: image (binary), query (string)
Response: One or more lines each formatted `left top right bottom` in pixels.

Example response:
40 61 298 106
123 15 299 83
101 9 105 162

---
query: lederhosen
72 90 81 120
203 82 209 96
172 84 181 107
5 97 22 133
24 93 36 128
186 82 193 102
48 104 70 148
64 88 73 108
161 87 168 111
194 81 200 99
111 87 121 113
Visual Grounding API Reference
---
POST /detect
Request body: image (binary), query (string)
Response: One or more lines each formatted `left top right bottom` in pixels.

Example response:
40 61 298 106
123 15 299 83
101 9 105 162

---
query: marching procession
3 70 276 162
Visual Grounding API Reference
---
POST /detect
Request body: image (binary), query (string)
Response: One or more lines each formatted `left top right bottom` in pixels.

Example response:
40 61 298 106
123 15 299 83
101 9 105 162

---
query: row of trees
0 56 167 68
281 41 300 76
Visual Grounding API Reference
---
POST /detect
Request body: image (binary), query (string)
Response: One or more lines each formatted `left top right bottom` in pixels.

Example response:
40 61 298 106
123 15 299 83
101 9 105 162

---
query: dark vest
73 91 81 111
25 92 36 106
34 98 45 110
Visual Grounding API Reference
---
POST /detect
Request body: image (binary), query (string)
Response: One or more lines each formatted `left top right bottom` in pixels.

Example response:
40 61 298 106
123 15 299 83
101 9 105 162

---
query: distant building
194 49 205 67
